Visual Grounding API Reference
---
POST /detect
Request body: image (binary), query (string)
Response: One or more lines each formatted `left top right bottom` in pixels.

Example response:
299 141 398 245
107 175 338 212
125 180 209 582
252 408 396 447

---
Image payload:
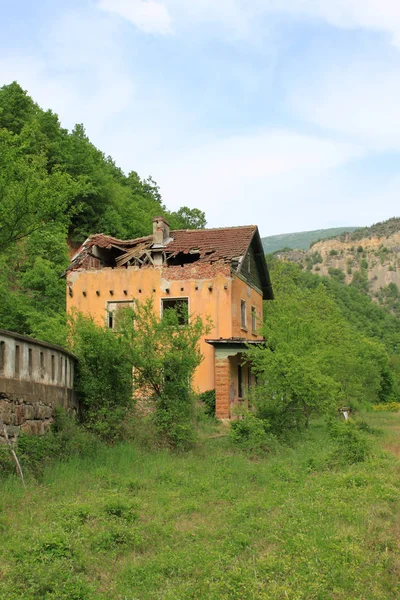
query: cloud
122 0 400 46
286 57 400 151
98 0 173 35
153 130 365 232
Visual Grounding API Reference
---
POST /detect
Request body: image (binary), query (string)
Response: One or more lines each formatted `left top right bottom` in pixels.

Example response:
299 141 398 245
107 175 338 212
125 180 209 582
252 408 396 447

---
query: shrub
230 412 275 454
69 312 134 442
328 420 371 465
7 409 100 478
357 245 363 253
199 389 216 418
372 402 400 412
117 298 211 450
329 249 339 256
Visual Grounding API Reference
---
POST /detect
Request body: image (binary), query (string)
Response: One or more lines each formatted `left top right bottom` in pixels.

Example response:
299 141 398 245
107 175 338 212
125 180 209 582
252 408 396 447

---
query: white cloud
286 58 400 151
120 0 400 46
153 130 365 231
98 0 173 35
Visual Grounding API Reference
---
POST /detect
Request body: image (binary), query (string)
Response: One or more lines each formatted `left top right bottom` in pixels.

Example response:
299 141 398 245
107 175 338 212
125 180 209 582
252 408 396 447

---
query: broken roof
67 225 273 299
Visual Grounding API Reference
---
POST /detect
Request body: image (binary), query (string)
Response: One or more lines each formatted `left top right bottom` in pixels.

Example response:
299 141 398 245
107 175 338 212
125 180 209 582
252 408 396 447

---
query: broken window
241 300 247 329
106 301 134 330
162 298 189 325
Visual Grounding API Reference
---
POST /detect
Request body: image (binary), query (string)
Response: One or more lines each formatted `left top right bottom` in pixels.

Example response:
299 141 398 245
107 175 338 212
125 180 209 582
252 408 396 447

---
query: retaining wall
0 330 78 441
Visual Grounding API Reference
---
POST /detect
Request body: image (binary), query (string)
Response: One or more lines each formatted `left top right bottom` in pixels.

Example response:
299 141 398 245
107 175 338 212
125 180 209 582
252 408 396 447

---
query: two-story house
66 217 273 418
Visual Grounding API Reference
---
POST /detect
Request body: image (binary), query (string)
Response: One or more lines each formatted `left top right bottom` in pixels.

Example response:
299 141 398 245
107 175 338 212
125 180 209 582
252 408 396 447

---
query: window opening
15 345 20 377
0 341 5 373
40 352 44 378
106 300 134 330
162 298 189 325
240 300 247 329
51 355 55 381
28 348 33 377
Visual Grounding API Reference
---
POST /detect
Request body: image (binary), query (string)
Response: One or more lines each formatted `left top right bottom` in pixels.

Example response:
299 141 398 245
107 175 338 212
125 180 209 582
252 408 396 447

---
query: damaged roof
67 225 273 299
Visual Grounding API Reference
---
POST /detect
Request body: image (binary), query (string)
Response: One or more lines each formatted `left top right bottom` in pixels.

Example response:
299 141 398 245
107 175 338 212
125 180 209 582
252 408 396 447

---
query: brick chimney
152 217 170 246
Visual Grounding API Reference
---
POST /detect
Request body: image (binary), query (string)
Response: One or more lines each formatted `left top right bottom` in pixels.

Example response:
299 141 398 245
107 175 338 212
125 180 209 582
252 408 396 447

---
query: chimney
152 217 170 246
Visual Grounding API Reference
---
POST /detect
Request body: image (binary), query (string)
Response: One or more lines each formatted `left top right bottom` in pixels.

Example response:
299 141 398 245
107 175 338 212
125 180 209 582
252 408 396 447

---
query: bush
199 390 216 418
230 412 276 454
117 299 211 451
372 402 400 412
3 409 100 479
69 312 134 442
328 420 371 465
329 249 339 256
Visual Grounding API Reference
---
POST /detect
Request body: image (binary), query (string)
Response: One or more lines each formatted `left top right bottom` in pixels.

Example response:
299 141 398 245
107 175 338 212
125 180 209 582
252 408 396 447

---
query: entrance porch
206 338 265 419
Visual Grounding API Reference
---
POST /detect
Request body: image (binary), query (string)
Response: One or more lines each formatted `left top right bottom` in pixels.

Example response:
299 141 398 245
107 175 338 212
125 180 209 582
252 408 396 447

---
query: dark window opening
0 341 5 373
107 311 114 329
238 364 244 399
15 345 20 377
40 352 45 378
162 298 189 325
28 348 33 377
241 300 247 329
51 355 55 381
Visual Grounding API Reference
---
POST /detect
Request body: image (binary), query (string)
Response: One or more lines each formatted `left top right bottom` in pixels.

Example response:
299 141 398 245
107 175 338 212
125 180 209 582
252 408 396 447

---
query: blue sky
1 0 400 236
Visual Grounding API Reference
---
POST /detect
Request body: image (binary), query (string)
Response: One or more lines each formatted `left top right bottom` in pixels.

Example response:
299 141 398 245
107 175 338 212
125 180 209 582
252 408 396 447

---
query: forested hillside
0 82 205 345
275 217 400 320
261 226 358 253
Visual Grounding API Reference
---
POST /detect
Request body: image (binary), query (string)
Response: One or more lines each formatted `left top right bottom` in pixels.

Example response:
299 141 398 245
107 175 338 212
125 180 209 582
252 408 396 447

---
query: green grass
1 414 400 599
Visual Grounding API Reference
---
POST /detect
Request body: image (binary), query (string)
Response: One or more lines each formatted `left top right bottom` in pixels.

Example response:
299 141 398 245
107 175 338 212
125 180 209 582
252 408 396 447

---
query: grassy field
0 413 399 600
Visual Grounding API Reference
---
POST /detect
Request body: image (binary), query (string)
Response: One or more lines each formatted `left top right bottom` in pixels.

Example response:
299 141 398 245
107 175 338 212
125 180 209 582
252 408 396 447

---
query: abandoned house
65 217 273 418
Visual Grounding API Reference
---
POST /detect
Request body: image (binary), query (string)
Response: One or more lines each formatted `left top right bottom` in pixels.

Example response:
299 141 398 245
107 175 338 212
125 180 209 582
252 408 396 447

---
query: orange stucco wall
231 275 264 340
66 263 238 393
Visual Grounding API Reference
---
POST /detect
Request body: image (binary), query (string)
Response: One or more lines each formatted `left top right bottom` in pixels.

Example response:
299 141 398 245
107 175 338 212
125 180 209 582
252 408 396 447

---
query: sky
1 0 400 237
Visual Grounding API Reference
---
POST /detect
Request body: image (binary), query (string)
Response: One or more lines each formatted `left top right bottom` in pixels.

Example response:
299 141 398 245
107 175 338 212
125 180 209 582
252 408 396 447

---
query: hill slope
261 226 358 253
274 218 400 320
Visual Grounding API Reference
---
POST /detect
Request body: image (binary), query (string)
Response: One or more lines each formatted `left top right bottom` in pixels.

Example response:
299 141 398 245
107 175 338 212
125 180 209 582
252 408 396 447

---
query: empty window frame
28 348 33 377
40 352 45 378
161 298 189 325
15 345 20 377
106 301 134 330
240 300 247 329
51 355 55 381
0 341 5 373
251 306 257 333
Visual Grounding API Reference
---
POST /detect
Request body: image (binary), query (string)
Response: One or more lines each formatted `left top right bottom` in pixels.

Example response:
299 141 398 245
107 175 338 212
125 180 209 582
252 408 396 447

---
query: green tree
117 299 210 449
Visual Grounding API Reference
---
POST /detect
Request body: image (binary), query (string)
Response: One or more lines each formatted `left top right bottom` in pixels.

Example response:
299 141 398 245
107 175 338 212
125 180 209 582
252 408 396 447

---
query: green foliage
1 413 400 599
69 313 133 441
230 412 276 454
0 81 207 344
328 266 345 283
1 409 100 479
328 420 371 466
262 226 358 253
350 269 370 293
199 389 216 417
250 260 396 435
117 299 211 450
329 249 339 256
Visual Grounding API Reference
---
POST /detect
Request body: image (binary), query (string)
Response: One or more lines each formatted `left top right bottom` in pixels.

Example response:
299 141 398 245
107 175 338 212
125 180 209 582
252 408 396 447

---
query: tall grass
0 414 399 599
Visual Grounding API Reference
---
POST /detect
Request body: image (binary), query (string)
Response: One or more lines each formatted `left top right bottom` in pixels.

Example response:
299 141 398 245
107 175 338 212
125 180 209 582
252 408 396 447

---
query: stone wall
0 330 78 441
